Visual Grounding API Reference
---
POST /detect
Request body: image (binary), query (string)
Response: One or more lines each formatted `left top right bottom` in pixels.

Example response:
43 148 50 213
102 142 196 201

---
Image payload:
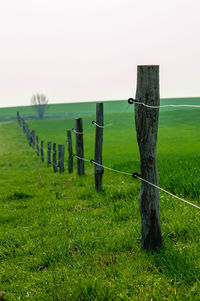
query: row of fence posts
17 65 162 250
16 102 104 191
16 113 65 173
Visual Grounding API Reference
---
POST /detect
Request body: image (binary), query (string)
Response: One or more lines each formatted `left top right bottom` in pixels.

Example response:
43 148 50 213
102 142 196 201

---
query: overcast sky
0 0 199 108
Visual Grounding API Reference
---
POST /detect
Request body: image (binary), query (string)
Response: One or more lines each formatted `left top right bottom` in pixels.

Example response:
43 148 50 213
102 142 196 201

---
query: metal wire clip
128 98 139 104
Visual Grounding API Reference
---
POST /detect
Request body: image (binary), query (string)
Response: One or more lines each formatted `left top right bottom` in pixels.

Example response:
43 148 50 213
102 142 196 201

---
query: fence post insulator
132 172 142 178
128 98 139 104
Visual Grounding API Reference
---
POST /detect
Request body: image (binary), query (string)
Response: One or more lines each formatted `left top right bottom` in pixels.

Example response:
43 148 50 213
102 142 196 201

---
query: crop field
0 98 200 300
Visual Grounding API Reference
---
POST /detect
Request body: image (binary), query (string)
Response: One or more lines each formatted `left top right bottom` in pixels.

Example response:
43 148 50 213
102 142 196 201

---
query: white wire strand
135 175 200 210
73 103 131 133
72 128 84 135
132 100 200 109
72 127 92 135
74 155 200 210
21 120 200 210
75 155 132 176
92 122 113 128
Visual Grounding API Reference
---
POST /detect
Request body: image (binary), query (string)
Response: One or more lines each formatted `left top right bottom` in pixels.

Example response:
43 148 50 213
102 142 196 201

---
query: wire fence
72 103 131 134
128 98 200 108
17 98 200 211
74 155 200 210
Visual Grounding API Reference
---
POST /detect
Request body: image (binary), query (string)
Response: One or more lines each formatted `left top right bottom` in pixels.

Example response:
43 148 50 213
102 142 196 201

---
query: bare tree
31 93 48 119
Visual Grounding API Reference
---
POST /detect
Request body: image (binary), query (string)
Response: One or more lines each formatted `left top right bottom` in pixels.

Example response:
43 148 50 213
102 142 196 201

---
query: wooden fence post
58 144 65 173
36 136 39 156
41 141 44 162
94 103 104 191
67 130 73 173
17 112 20 124
52 143 57 173
135 65 162 250
47 142 51 165
75 118 85 175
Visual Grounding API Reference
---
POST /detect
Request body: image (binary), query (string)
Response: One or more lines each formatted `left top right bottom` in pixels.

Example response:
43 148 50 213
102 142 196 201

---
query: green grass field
0 99 200 300
1 97 200 122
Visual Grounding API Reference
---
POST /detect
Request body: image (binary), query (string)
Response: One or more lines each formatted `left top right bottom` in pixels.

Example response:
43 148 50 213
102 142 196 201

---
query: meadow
0 98 200 300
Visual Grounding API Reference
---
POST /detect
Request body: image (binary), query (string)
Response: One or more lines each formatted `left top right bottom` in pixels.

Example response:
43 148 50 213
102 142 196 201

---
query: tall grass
0 101 200 300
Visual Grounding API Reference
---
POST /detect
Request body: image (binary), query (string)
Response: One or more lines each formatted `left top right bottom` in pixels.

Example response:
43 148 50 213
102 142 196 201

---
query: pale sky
0 0 200 108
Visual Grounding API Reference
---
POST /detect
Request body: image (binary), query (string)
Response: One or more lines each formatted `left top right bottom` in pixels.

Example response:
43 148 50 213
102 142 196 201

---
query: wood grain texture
135 65 162 249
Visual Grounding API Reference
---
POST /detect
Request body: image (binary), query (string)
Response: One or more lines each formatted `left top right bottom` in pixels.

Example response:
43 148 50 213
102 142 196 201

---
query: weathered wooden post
47 142 51 165
41 141 44 162
93 103 104 191
67 130 73 173
52 143 58 173
75 118 85 176
58 144 65 173
17 112 20 124
134 65 162 249
31 130 36 149
29 130 32 146
36 136 39 156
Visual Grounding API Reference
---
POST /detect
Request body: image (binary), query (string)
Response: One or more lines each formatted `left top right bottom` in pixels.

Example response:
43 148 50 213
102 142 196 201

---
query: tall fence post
75 118 85 176
52 143 58 173
47 142 51 165
134 65 162 250
58 145 65 173
94 103 104 191
41 141 44 162
36 136 39 156
67 130 73 173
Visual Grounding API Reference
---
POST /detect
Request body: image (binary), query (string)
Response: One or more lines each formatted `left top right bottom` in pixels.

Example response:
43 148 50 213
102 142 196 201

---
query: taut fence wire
74 154 200 210
128 98 200 108
17 97 200 211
